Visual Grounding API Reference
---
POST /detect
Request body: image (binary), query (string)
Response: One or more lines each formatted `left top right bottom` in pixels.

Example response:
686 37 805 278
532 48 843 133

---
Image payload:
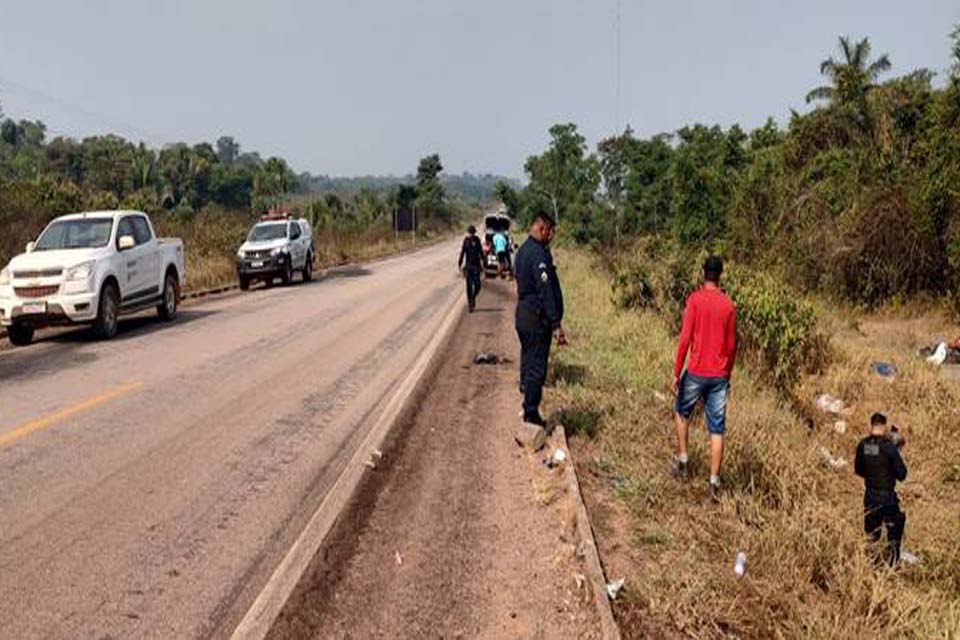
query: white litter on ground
734 551 747 577
927 342 948 366
815 393 845 415
606 578 625 600
819 446 847 470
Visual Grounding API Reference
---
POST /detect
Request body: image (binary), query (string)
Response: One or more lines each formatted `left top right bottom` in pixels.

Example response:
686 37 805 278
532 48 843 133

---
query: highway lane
0 240 461 639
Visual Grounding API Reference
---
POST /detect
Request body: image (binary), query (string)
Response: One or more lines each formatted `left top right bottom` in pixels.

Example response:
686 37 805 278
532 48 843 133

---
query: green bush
722 265 826 390
611 262 655 310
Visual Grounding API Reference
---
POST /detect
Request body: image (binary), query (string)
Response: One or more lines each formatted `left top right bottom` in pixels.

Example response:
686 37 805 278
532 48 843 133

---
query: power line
615 0 622 132
0 75 172 145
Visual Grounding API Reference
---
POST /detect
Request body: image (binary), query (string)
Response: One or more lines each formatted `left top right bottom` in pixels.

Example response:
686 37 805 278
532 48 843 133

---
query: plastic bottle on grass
734 551 747 577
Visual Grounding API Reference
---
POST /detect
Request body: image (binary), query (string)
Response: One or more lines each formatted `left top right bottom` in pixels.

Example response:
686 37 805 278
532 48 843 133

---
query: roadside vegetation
551 248 960 638
0 108 498 289
500 26 960 639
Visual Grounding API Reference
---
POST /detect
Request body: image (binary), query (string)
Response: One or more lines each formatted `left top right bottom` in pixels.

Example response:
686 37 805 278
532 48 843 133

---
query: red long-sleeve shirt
673 285 737 379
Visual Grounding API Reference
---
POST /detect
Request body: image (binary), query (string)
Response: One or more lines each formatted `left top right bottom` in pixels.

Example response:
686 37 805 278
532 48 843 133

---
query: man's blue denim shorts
675 372 729 435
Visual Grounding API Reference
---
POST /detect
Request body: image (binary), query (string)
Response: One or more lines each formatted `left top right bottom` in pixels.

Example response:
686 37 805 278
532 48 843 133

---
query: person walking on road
672 255 736 501
493 230 510 279
515 212 565 428
855 412 908 567
458 225 484 312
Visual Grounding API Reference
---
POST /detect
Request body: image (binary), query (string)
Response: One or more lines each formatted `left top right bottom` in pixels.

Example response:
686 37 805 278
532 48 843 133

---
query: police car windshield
248 223 287 242
34 219 114 251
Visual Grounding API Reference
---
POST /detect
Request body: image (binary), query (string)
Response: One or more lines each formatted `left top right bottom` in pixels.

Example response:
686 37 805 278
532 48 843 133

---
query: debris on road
734 551 747 577
473 352 501 365
833 420 847 435
574 573 586 590
514 422 547 452
395 551 403 566
870 361 898 380
372 449 383 460
364 460 377 470
815 393 845 415
819 446 847 470
605 578 625 600
546 448 567 469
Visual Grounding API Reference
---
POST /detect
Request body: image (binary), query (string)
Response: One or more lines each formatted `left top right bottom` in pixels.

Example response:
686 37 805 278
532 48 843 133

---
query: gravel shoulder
268 278 601 639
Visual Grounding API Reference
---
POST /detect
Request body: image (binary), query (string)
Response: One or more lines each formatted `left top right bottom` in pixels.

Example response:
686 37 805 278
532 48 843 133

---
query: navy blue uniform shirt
855 434 907 506
514 236 564 331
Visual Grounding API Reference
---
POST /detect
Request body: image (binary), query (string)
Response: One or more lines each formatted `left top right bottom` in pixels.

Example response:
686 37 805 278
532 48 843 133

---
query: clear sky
0 1 957 178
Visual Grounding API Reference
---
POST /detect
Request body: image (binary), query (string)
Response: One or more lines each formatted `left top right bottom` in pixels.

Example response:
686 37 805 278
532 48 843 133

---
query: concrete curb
230 284 465 640
557 425 621 640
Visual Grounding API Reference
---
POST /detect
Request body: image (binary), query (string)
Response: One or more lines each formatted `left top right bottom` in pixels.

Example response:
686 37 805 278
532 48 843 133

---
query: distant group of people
461 210 908 567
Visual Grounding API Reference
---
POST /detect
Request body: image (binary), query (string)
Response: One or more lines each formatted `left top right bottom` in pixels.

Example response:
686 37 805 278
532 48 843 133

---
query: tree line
500 28 960 307
0 99 506 266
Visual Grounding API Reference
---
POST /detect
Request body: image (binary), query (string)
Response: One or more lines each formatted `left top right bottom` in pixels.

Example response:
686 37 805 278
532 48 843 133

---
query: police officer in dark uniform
855 412 908 566
514 211 565 427
458 225 484 312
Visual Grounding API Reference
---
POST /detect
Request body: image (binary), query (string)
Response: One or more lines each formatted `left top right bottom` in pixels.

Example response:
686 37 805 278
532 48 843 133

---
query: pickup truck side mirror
118 235 136 251
25 241 36 253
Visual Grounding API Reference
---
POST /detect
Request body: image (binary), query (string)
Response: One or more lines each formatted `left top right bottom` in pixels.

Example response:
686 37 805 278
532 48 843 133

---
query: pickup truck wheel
7 323 34 347
93 282 120 340
302 253 313 283
281 262 293 286
239 275 250 291
157 272 179 321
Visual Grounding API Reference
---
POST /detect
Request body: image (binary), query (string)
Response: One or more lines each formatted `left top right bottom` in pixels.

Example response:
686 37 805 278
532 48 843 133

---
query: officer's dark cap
703 255 723 280
871 412 887 426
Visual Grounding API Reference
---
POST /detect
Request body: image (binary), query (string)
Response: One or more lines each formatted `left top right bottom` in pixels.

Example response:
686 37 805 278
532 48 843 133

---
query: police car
236 210 314 290
482 213 513 277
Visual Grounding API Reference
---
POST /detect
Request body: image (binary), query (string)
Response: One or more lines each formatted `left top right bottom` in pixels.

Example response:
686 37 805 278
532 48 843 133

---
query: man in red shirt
672 255 737 501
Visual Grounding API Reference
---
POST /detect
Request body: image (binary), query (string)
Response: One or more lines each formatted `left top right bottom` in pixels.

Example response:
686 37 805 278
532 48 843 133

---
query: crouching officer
855 412 908 566
514 211 566 427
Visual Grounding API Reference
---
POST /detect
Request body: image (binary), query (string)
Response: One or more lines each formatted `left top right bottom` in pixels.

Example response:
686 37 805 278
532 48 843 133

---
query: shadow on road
0 309 218 382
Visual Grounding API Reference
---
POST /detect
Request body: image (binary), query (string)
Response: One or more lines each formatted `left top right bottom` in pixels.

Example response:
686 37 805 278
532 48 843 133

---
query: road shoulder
267 279 601 639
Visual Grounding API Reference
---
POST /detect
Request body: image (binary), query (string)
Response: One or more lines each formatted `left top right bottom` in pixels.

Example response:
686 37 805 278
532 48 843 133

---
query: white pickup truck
0 210 185 346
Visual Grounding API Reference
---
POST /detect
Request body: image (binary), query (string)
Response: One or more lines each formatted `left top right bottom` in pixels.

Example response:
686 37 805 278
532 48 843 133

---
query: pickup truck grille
15 285 60 298
246 249 274 259
13 268 63 278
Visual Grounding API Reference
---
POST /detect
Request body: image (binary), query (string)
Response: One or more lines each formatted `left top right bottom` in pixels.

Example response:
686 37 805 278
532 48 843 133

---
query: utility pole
412 204 417 246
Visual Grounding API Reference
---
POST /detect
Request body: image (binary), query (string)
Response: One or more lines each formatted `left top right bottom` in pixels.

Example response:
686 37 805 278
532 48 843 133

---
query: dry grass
549 247 960 639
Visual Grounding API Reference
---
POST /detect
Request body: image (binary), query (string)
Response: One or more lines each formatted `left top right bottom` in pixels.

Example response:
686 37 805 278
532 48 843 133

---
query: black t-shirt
855 434 907 493
459 235 483 271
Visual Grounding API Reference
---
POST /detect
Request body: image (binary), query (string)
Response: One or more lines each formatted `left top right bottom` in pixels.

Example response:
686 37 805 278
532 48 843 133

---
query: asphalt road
0 240 460 639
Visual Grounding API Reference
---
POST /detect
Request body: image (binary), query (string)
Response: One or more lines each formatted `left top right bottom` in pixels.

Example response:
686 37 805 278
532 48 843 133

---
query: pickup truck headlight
271 246 290 257
64 261 94 281
237 249 246 259
0 266 9 287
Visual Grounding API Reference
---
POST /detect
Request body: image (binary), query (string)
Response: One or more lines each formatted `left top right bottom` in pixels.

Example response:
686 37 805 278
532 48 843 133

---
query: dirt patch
268 280 600 639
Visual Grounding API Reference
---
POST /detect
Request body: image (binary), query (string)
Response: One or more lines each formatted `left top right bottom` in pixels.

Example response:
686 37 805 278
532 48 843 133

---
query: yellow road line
0 381 145 448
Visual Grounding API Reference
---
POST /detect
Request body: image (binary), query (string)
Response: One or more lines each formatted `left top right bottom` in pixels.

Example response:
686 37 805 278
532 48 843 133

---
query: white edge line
230 284 464 640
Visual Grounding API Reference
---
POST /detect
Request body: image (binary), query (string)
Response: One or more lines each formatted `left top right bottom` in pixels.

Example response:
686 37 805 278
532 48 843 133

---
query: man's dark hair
532 211 556 229
467 225 476 235
871 412 888 426
703 255 724 282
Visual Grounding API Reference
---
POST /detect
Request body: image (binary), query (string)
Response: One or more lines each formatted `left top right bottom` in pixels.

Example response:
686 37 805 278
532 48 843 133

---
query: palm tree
806 36 891 107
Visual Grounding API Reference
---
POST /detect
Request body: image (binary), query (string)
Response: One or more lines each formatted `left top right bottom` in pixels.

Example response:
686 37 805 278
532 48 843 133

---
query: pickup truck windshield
35 219 114 251
248 224 287 242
